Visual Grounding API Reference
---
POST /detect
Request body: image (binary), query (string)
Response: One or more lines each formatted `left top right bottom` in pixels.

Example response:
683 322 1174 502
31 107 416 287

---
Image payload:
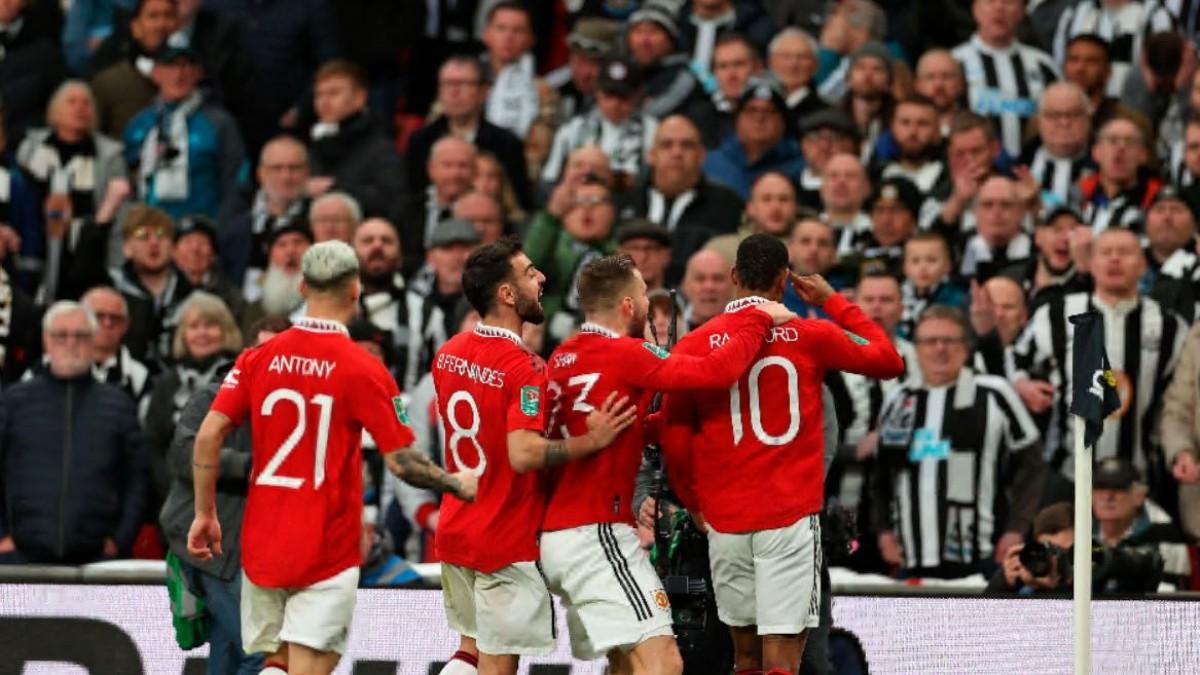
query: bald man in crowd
680 248 735 330
396 137 478 277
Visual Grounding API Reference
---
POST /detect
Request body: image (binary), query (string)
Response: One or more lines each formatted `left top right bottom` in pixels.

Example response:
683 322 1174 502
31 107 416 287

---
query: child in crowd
899 231 968 339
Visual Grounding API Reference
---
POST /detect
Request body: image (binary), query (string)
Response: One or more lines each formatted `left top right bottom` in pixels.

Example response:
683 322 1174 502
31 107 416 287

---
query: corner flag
1068 311 1120 449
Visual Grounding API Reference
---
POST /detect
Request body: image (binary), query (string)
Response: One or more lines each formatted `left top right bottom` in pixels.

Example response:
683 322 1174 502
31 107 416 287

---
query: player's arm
188 410 235 561
792 272 905 378
632 302 793 391
383 448 477 501
508 391 638 473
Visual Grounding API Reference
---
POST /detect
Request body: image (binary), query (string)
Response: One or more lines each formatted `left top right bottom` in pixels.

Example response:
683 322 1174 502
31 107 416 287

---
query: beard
626 306 648 338
261 266 304 316
515 287 546 325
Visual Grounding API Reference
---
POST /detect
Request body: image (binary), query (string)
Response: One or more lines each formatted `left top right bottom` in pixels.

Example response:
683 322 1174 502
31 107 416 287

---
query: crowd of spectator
3 0 1200 595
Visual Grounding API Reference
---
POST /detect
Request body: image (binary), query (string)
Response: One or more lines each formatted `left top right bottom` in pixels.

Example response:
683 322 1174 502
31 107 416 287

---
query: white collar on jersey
294 316 349 335
579 322 621 339
474 322 525 347
725 296 769 313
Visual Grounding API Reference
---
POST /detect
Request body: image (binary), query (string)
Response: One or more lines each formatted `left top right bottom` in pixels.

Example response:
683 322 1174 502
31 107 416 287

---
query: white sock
260 668 288 675
439 657 479 675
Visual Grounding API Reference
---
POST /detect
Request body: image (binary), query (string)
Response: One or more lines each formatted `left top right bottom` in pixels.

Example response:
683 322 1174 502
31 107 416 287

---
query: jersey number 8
729 356 801 446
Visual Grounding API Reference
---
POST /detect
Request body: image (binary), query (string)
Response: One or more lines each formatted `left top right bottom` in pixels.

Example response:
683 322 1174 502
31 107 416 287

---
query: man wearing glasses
1023 82 1096 204
872 305 1045 580
0 300 148 564
1077 116 1163 231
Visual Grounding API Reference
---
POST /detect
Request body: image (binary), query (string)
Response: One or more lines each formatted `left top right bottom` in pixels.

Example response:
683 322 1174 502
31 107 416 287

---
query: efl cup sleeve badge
843 329 870 346
392 395 409 424
642 342 669 359
520 385 540 416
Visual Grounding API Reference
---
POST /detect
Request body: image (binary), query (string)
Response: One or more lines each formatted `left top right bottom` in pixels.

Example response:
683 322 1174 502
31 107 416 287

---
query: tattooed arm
507 392 639 473
384 449 478 502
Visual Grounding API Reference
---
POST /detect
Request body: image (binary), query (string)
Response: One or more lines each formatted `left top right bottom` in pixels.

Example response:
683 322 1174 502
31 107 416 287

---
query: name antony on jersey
267 354 337 379
436 352 506 388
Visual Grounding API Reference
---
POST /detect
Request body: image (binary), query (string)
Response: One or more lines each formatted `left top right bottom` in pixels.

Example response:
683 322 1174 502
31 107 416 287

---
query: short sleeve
210 349 255 426
506 352 547 434
357 359 417 455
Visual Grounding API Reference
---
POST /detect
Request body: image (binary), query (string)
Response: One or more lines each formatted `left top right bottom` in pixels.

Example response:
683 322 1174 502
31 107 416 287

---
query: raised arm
792 273 904 378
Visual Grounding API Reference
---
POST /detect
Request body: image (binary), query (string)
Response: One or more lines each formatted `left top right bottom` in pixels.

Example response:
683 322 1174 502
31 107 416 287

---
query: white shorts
707 514 822 635
541 523 675 660
241 566 359 655
441 561 556 656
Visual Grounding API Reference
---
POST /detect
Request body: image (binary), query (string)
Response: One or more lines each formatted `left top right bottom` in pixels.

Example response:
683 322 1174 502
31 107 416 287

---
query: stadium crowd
5 0 1200 647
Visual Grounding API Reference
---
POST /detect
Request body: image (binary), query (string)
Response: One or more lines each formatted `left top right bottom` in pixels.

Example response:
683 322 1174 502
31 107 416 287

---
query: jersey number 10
256 388 334 490
729 356 801 446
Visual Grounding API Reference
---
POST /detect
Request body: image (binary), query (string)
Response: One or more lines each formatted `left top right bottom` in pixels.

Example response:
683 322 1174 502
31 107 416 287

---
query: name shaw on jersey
267 354 338 379
436 352 506 388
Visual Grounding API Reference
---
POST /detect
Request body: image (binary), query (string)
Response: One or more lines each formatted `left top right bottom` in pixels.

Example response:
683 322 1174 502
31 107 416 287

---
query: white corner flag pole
1073 415 1092 675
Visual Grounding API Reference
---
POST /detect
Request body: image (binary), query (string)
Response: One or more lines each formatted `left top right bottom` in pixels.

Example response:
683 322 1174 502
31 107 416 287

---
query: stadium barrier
3 565 1200 673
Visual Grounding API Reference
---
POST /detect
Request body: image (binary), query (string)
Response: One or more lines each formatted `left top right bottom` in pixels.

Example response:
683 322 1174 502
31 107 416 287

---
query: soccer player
661 234 905 675
187 241 478 675
541 255 796 675
433 237 638 675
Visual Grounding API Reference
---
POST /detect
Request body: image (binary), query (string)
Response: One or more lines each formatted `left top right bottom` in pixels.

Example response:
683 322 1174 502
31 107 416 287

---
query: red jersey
432 323 548 573
211 317 415 588
662 294 904 533
543 309 774 531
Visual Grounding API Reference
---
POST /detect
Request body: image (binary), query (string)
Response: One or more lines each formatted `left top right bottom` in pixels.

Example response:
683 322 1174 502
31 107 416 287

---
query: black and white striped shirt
1053 0 1177 97
1007 292 1186 478
1027 146 1095 204
1167 142 1198 188
953 34 1060 158
1079 185 1152 232
960 232 1034 280
873 367 1043 574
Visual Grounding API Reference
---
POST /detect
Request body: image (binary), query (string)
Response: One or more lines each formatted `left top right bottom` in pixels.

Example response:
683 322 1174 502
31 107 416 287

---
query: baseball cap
568 17 621 57
1040 204 1085 227
266 220 314 249
849 41 893 80
175 214 219 250
738 73 788 117
598 58 644 97
799 108 859 139
302 240 359 285
430 217 482 248
157 45 201 65
1093 457 1141 490
617 219 672 247
628 2 679 43
868 176 922 218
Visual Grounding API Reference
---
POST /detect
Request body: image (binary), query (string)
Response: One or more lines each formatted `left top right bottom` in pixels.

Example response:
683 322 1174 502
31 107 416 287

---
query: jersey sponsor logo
393 396 409 424
221 367 240 389
435 353 506 388
652 589 670 611
909 428 951 462
267 354 337 379
642 342 669 359
972 87 1036 117
520 385 540 416
843 329 870 346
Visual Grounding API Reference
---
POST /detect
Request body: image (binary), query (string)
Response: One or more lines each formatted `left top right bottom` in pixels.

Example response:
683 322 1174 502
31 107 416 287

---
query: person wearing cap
1141 185 1200 322
795 108 860 210
843 175 921 275
702 72 804 200
1020 82 1096 205
829 41 894 167
1091 457 1191 589
406 56 533 211
877 95 949 195
89 0 178 136
811 0 890 101
541 57 659 188
1009 228 1187 495
616 115 745 286
960 175 1034 283
108 204 196 367
767 27 828 122
123 43 246 223
1062 34 1152 137
404 218 481 391
705 171 798 265
241 221 313 332
951 0 1059 158
545 17 621 124
173 213 244 320
684 32 766 149
307 59 406 221
626 1 705 118
480 1 557 170
998 204 1092 312
1052 0 1175 98
616 218 672 291
677 0 776 80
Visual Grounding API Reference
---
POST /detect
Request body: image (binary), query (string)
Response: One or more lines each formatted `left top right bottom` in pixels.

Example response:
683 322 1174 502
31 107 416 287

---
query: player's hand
690 511 709 533
187 513 223 561
878 530 903 567
789 271 834 306
1015 378 1055 414
584 392 639 449
755 300 797 326
450 470 479 502
637 497 658 529
1174 453 1200 484
994 531 1023 564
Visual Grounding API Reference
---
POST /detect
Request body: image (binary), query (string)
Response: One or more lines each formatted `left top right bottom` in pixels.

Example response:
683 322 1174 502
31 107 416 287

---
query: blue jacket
0 373 148 563
702 135 805 200
123 97 246 222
